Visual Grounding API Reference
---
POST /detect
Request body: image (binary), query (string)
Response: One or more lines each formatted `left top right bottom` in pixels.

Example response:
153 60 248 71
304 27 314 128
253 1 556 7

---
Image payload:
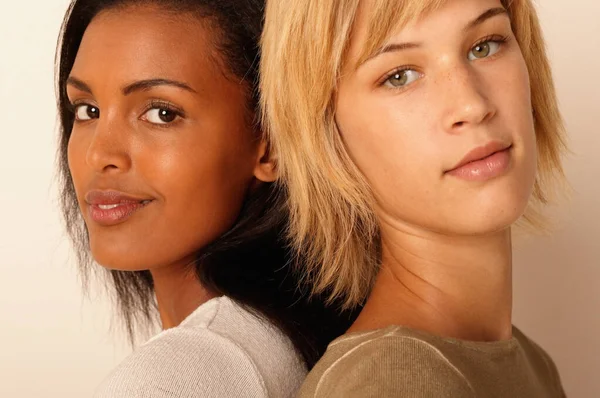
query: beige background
0 0 597 396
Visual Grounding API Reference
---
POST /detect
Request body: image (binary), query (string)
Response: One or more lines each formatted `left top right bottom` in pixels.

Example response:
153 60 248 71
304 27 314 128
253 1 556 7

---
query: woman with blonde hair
261 0 567 396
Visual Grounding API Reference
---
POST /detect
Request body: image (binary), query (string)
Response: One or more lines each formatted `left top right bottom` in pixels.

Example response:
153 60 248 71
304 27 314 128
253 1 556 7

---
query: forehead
70 6 221 85
348 0 444 64
347 0 505 66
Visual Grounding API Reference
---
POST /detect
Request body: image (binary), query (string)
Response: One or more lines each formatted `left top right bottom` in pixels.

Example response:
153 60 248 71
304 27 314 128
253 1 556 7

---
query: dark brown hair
56 0 357 368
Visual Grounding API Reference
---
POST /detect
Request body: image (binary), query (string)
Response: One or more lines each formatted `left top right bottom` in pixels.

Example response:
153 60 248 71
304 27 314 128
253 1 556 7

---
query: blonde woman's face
336 0 537 235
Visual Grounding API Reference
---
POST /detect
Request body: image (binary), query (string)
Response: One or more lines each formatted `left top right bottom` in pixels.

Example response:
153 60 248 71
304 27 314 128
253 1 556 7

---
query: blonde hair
260 0 567 309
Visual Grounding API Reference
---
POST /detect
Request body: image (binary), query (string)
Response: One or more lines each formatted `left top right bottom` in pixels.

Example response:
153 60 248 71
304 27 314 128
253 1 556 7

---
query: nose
439 65 496 133
85 114 132 173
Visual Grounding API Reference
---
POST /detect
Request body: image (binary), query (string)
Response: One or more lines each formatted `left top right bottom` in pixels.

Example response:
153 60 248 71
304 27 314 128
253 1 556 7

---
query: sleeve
311 337 475 398
94 328 268 398
537 344 567 398
518 331 567 398
551 363 568 398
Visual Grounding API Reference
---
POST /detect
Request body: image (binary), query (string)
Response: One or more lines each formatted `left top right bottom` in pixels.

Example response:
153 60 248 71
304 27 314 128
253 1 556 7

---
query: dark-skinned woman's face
66 5 275 271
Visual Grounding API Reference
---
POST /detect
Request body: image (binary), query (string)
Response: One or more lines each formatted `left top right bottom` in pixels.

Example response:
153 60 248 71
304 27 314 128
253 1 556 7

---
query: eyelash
378 65 418 87
68 101 98 123
141 100 186 127
378 34 511 89
67 100 186 126
473 34 510 55
68 101 90 114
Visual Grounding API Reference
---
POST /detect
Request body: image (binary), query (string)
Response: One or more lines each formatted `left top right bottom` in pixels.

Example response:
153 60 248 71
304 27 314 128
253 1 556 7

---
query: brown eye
384 69 421 88
143 107 181 125
74 104 99 121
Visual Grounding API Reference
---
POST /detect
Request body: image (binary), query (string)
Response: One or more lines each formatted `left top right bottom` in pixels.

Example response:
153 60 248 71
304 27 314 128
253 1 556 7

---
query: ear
253 140 277 182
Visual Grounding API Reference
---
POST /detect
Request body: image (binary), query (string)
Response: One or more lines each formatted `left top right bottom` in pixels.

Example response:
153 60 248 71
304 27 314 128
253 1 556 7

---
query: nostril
102 164 120 171
454 121 465 128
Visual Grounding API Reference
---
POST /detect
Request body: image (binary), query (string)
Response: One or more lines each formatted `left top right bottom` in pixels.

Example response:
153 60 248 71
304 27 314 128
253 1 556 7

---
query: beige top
298 325 565 398
95 296 306 398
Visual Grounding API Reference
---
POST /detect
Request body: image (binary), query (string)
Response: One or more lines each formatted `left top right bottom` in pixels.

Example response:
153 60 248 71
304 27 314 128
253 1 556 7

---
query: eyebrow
365 7 508 64
66 77 197 95
121 79 197 95
66 76 93 94
465 7 508 31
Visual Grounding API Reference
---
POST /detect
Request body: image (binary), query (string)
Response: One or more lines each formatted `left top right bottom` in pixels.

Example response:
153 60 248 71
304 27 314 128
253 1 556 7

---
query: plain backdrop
0 0 598 397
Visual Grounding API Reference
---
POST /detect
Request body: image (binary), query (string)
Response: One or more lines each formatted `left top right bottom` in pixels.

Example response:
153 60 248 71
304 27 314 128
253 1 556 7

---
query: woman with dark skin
56 0 354 396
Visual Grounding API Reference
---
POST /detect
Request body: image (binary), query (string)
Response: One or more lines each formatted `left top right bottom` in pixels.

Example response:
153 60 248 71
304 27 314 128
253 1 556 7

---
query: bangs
356 0 448 66
260 0 565 307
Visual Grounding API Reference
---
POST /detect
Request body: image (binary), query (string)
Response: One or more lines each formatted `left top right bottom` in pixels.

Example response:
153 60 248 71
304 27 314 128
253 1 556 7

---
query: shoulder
300 327 474 398
202 297 308 395
94 326 267 398
95 297 306 398
512 327 566 396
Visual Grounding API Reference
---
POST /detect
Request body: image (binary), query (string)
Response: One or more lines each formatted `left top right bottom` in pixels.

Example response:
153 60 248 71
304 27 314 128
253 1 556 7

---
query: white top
94 296 307 398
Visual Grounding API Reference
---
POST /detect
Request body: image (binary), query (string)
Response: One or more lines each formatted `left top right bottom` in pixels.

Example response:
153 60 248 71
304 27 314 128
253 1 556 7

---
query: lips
446 142 512 182
85 190 151 205
84 190 153 226
449 142 511 171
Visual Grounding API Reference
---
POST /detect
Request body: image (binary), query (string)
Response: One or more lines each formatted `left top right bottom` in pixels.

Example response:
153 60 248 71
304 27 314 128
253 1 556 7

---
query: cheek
66 131 89 203
489 50 534 136
337 94 443 223
151 157 247 259
492 55 537 177
89 130 257 271
156 141 252 227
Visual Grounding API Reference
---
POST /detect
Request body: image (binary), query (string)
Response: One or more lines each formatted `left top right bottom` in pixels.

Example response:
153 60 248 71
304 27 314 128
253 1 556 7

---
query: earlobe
253 140 278 182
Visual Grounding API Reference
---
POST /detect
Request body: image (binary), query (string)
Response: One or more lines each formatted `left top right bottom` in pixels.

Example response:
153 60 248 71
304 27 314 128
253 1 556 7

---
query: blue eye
384 69 422 88
74 104 99 121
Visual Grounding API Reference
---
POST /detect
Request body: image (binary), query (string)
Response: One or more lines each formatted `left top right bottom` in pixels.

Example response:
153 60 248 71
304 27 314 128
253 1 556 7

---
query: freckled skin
337 0 536 236
66 6 275 326
342 0 537 341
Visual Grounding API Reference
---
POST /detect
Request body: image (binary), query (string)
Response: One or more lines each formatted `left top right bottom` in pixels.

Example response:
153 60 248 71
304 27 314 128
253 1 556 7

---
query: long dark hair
56 0 357 368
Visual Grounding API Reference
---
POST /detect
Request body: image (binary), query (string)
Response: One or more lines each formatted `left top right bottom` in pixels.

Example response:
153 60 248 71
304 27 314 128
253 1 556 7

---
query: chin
92 255 151 272
88 237 154 272
450 193 531 236
462 209 523 236
443 165 536 236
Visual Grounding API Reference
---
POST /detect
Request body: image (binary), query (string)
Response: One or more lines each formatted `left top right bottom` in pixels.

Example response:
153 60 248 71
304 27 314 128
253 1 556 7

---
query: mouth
446 142 513 182
85 190 154 226
96 200 152 211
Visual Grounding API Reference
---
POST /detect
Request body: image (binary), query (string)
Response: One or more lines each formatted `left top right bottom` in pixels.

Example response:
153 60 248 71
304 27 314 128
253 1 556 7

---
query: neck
151 261 218 329
350 225 513 342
